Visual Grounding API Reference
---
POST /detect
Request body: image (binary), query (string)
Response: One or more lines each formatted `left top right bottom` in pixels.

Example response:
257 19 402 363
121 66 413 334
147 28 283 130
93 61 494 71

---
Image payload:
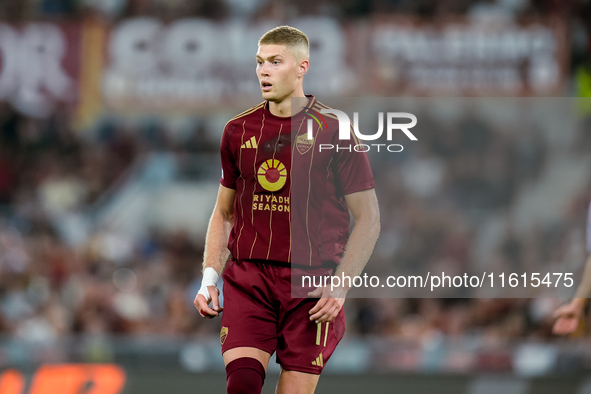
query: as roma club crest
296 134 314 155
220 327 229 345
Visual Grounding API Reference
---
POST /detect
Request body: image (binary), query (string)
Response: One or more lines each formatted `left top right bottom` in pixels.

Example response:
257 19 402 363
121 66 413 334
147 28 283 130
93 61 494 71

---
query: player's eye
273 60 280 65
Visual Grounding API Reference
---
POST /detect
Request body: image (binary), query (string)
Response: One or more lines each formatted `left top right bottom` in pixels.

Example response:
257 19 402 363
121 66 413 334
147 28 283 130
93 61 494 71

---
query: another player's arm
309 188 380 323
194 184 236 318
553 253 591 335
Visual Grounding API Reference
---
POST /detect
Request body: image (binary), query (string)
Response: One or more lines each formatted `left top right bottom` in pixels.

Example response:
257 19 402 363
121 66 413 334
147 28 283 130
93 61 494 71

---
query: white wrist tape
198 267 219 303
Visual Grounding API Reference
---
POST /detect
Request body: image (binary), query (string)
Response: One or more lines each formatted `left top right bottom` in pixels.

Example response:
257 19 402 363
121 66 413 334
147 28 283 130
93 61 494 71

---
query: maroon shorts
220 259 346 374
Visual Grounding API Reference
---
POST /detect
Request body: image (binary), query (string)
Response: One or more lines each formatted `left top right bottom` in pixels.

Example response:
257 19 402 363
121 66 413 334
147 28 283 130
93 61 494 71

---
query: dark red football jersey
220 96 375 267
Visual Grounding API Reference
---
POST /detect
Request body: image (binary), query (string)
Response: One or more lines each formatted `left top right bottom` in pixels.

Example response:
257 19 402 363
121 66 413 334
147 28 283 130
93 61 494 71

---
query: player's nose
259 63 270 76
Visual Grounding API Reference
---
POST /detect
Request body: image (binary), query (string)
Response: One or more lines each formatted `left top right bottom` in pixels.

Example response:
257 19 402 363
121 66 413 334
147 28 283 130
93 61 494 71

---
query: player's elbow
368 202 381 240
213 205 234 224
369 207 380 238
219 209 234 223
357 204 380 239
366 195 380 228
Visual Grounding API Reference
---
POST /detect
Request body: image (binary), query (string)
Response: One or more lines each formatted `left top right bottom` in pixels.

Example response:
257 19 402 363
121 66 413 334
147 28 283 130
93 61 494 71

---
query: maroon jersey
220 96 374 267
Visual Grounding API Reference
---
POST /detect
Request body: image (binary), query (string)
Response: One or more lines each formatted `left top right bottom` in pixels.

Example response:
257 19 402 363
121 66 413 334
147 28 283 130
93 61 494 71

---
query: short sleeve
333 128 375 196
220 123 239 189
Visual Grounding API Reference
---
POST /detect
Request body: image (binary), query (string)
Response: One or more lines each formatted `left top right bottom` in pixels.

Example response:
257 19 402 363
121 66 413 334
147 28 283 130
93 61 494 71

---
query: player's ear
298 59 309 77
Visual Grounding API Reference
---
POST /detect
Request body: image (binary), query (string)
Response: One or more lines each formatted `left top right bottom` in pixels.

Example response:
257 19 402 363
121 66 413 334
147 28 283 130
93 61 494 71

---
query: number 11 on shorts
316 322 329 347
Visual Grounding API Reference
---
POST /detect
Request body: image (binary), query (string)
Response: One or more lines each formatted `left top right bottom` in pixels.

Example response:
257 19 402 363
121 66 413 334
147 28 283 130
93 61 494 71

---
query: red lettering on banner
0 369 24 394
0 364 125 394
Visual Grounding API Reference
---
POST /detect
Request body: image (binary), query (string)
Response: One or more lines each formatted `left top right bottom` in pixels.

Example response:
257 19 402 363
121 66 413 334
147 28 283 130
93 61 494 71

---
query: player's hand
308 286 347 323
194 267 223 319
552 301 584 335
194 286 222 318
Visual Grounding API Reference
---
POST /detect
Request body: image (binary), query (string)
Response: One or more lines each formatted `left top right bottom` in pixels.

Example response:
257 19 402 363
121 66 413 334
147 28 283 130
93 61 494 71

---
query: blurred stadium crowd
363 105 591 341
0 103 220 341
0 101 590 347
0 0 591 374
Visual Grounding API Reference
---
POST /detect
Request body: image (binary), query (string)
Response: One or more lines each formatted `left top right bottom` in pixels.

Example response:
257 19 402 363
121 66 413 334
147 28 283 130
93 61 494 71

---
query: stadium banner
0 16 569 118
99 16 358 113
4 366 591 394
370 16 568 96
0 21 83 118
3 353 591 393
99 16 568 113
290 97 590 298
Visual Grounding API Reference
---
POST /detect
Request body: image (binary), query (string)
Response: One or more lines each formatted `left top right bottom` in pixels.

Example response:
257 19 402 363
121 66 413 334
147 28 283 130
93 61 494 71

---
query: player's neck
268 90 307 118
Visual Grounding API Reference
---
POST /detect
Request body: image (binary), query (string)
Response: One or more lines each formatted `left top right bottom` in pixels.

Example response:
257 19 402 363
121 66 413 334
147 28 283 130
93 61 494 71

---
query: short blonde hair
258 26 309 61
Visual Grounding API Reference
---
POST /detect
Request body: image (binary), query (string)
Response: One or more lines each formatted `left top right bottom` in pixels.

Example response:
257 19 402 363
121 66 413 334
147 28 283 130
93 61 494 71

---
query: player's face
256 44 304 103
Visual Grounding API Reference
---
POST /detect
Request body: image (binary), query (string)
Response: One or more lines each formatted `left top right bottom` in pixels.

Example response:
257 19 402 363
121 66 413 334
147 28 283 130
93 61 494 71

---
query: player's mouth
261 81 272 92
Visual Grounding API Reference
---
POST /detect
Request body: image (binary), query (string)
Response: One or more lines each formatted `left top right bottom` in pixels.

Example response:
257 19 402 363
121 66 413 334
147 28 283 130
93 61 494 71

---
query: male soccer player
553 201 591 335
193 26 380 394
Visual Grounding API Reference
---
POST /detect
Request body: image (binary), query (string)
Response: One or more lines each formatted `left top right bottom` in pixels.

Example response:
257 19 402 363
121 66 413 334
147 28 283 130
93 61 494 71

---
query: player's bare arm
553 253 591 335
308 188 380 323
194 184 236 318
